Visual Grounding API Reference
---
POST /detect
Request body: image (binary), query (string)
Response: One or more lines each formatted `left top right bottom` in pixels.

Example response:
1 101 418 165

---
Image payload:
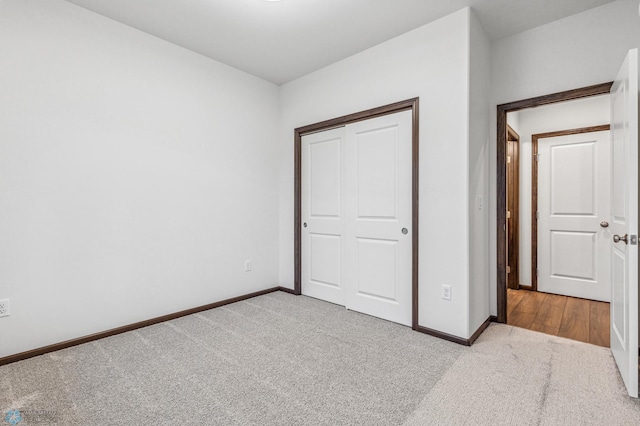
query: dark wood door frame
294 98 420 329
506 125 521 290
530 124 611 292
496 82 612 323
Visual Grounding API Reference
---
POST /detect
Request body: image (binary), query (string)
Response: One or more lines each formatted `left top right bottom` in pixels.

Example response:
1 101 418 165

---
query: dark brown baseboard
2 289 497 366
415 316 493 346
0 286 290 367
414 325 470 346
468 316 492 345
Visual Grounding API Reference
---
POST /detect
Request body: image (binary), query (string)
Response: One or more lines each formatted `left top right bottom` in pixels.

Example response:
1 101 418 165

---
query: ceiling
63 0 617 85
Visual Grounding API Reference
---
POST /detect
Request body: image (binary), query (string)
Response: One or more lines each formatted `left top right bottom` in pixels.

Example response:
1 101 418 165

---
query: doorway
502 93 613 347
496 82 613 324
294 98 420 329
498 50 638 398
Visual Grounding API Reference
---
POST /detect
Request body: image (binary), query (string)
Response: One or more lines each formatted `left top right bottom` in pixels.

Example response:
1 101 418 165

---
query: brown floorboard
589 300 610 347
507 289 609 348
514 290 546 314
507 290 525 318
530 322 560 336
563 297 591 322
558 297 590 343
508 310 537 329
558 317 590 343
532 293 566 329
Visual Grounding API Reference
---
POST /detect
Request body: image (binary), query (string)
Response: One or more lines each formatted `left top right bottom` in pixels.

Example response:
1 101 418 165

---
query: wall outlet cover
0 299 10 317
441 285 451 301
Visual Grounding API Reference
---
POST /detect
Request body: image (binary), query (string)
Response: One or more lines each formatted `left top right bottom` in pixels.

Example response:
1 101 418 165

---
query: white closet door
344 110 413 326
301 127 346 306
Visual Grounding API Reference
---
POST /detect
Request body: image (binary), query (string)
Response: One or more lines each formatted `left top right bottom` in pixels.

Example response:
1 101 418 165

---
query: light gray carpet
404 323 640 425
1 292 639 425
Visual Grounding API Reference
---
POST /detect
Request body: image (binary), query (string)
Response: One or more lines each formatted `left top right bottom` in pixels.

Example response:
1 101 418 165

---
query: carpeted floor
1 291 639 425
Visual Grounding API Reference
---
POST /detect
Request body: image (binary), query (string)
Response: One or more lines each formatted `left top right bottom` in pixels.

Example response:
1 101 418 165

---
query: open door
610 48 638 398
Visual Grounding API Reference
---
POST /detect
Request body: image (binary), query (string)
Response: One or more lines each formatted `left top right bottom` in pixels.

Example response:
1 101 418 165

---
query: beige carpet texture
1 291 639 425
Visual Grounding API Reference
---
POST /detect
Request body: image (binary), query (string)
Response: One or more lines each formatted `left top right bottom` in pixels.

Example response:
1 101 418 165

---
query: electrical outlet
441 285 451 301
0 299 10 317
244 260 252 272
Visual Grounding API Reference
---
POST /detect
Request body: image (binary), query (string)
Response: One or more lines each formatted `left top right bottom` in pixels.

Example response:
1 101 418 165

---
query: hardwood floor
507 289 610 347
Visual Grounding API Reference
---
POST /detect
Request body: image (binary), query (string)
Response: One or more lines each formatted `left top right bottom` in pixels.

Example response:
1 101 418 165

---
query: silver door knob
401 228 408 235
613 234 628 244
303 222 307 228
600 221 609 228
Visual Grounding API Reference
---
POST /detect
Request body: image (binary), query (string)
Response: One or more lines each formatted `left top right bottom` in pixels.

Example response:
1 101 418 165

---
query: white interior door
344 110 412 326
609 48 638 398
537 130 611 302
301 127 346 306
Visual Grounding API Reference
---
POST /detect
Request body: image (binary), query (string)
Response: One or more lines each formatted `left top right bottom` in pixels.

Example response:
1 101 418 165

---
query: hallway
507 289 610 347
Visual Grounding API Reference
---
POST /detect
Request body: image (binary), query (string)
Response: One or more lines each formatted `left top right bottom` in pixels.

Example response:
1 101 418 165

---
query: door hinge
631 235 638 245
507 156 511 164
507 210 511 219
507 266 511 274
536 211 539 220
536 268 540 277
535 154 540 161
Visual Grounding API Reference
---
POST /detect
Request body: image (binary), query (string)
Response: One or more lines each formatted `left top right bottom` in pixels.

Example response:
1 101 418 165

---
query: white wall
468 11 491 333
489 0 640 315
507 111 521 135
278 9 475 338
5 0 630 356
508 95 610 286
0 0 280 358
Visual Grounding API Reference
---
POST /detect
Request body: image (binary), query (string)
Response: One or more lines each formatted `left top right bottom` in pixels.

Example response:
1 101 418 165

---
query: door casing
294 98 420 329
496 83 613 323
506 125 521 290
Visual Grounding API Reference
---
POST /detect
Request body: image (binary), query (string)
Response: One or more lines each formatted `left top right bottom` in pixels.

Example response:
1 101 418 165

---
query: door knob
600 221 609 228
303 222 307 228
401 228 408 235
613 234 628 244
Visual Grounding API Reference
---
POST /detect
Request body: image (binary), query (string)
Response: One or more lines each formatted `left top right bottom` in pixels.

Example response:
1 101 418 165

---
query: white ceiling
63 0 617 85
